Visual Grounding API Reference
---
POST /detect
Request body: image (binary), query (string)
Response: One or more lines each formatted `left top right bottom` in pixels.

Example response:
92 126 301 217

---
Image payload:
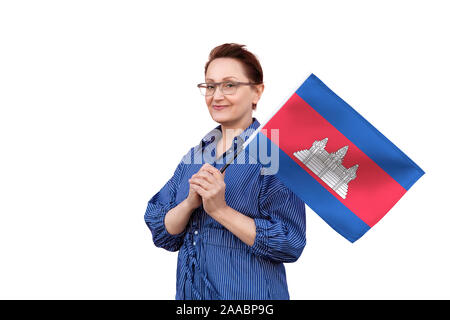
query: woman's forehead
206 58 247 81
205 75 239 82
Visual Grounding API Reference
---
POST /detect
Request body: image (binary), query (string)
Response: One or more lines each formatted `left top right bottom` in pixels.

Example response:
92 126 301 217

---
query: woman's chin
210 110 232 122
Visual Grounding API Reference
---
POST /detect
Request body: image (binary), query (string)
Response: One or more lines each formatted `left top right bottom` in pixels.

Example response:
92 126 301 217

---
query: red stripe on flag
262 93 406 227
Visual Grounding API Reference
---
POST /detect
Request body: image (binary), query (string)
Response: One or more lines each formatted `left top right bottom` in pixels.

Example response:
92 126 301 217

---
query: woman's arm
164 173 203 235
144 160 191 252
164 198 197 235
209 205 256 247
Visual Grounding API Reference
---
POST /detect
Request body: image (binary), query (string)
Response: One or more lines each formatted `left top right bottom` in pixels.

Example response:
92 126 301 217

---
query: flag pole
219 146 242 173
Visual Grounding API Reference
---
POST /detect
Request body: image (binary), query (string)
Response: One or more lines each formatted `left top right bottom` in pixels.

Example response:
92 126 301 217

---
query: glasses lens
206 84 216 96
199 82 237 96
222 82 237 95
199 84 215 96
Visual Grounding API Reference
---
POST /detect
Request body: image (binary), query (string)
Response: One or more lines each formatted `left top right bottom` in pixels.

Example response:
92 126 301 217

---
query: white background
0 0 448 299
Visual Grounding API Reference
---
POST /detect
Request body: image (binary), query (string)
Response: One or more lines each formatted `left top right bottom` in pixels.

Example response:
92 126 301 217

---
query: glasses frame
197 81 262 96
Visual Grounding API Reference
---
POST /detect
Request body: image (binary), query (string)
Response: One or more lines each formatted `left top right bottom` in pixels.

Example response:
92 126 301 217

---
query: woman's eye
225 83 235 87
207 85 215 89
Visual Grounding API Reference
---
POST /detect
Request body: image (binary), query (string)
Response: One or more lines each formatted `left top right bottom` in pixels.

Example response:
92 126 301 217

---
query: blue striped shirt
144 117 306 300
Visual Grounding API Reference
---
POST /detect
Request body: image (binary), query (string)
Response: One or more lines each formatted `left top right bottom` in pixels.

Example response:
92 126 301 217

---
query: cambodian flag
244 74 425 242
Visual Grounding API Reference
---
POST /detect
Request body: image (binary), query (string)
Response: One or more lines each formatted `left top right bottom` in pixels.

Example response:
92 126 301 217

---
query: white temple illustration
293 138 359 199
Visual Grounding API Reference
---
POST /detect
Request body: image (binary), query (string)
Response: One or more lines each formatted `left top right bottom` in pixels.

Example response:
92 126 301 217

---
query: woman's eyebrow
205 76 238 82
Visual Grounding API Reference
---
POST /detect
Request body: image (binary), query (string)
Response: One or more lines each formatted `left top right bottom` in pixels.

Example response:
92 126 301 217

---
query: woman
144 43 306 300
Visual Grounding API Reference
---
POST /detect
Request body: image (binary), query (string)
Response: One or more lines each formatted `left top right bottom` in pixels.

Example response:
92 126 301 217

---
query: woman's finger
189 177 212 190
203 166 225 181
196 170 215 184
190 183 207 197
202 164 223 178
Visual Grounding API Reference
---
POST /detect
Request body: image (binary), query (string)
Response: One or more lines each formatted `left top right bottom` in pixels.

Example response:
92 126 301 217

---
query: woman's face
204 57 263 126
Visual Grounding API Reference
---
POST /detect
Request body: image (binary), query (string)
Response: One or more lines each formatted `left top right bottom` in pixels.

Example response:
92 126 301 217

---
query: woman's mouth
213 105 229 110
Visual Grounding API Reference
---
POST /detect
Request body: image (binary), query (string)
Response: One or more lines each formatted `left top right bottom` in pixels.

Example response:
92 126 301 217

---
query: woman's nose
212 86 225 99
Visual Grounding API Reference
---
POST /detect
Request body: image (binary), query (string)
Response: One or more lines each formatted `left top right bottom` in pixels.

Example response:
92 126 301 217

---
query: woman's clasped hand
188 163 227 218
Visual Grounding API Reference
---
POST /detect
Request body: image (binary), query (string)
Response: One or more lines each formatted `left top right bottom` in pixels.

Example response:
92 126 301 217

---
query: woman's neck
220 117 253 143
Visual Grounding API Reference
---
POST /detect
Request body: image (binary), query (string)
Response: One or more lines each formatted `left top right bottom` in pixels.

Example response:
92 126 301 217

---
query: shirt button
194 230 198 235
193 241 196 246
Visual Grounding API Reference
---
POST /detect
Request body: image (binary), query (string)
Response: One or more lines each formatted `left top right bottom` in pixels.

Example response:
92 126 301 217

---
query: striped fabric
144 117 306 300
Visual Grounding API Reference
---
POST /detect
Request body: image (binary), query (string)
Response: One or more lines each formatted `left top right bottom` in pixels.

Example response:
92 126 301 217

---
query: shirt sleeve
250 174 307 263
144 157 187 252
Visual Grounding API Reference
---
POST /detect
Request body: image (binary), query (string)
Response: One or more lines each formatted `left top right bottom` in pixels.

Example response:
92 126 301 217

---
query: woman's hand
189 163 227 218
185 179 202 210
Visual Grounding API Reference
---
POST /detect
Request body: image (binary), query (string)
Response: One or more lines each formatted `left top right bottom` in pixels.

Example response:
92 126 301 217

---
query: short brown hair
204 43 263 110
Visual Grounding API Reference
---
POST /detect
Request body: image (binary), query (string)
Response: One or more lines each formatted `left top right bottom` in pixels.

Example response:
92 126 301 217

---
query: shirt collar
198 117 261 152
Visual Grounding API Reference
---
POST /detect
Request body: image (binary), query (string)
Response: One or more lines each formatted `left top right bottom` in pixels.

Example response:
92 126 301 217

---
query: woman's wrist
183 198 198 212
212 205 256 247
165 199 196 235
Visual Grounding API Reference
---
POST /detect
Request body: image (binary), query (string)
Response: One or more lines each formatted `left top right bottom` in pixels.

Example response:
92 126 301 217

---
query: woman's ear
252 83 264 108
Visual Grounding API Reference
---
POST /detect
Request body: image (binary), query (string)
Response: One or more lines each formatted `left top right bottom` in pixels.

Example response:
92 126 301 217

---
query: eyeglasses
197 81 262 96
